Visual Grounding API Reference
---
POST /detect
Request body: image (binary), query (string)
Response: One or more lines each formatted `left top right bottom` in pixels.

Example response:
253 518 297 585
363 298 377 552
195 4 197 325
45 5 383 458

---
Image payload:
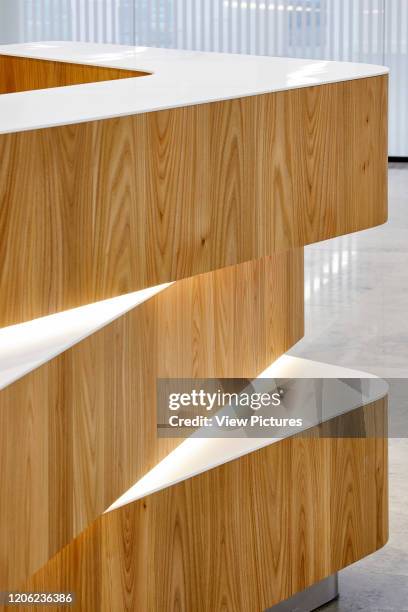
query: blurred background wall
0 0 406 156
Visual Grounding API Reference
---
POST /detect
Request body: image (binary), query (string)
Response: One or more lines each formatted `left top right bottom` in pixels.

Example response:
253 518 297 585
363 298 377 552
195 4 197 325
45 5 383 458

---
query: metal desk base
267 574 339 612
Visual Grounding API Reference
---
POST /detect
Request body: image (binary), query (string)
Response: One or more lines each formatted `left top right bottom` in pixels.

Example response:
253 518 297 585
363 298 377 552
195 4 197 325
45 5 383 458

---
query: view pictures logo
168 388 283 412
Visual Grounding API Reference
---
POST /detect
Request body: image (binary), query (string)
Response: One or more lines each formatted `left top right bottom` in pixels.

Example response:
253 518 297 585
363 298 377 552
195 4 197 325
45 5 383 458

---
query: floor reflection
292 164 408 612
291 164 408 379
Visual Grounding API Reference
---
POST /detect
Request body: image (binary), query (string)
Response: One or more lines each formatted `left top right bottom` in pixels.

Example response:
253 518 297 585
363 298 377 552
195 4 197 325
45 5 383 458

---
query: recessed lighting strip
106 355 384 514
0 282 173 391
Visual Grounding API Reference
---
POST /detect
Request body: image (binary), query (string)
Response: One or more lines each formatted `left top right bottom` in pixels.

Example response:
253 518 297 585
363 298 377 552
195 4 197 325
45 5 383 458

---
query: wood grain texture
0 75 387 327
0 251 303 590
17 399 388 612
0 54 149 94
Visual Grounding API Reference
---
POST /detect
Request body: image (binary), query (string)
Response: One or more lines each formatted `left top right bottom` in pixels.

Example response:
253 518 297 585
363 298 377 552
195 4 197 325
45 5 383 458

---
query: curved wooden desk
23 392 389 612
0 42 388 611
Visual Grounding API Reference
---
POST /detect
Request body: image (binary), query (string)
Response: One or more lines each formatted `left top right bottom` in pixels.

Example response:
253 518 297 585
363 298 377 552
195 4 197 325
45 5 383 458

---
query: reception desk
0 42 388 611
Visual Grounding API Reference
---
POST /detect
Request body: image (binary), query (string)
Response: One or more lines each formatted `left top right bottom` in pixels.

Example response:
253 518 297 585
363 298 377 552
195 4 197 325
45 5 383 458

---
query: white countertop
0 41 388 135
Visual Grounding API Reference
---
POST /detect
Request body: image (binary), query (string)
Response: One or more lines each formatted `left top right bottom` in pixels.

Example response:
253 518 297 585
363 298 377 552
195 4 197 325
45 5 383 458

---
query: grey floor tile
291 164 408 611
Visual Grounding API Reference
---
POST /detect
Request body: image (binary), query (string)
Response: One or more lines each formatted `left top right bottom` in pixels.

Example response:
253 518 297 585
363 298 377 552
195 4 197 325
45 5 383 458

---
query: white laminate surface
0 41 388 135
107 355 387 513
0 283 172 391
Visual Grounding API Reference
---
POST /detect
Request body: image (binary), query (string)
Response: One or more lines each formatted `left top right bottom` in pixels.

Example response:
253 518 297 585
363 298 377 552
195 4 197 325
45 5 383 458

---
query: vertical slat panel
328 0 334 59
367 0 373 61
111 0 116 43
218 0 223 53
209 0 214 52
182 0 187 50
135 0 141 44
75 0 80 41
299 0 305 59
256 0 260 55
93 0 97 42
272 0 278 55
165 0 170 48
340 1 345 60
102 0 107 43
358 0 364 62
155 0 159 47
227 0 232 52
84 0 89 43
66 0 72 40
40 0 46 41
190 0 195 50
31 0 37 41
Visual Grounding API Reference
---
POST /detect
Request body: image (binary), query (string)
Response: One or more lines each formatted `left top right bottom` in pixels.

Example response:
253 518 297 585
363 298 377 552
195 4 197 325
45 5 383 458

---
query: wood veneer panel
0 54 149 95
17 399 388 612
0 75 387 327
0 251 303 590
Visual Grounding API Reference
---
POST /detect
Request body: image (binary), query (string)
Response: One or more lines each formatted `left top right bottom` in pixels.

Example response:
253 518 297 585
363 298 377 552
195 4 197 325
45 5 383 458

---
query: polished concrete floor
290 164 408 611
